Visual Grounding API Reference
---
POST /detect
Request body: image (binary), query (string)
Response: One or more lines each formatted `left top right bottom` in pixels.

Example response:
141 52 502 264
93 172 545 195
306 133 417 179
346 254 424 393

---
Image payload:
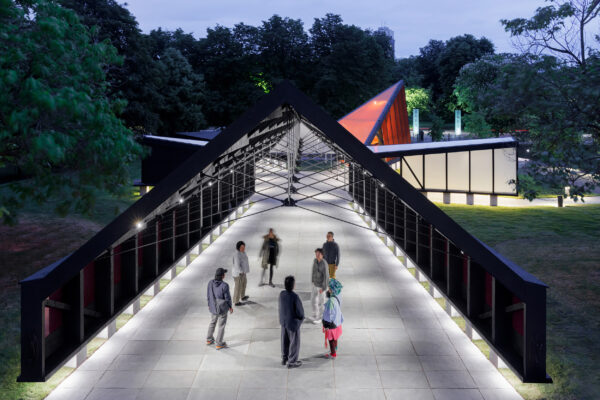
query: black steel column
172 210 176 261
524 285 547 382
18 284 45 381
186 202 190 249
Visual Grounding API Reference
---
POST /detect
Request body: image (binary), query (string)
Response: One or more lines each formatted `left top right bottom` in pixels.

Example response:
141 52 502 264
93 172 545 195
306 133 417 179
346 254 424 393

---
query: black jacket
278 290 305 331
322 240 340 265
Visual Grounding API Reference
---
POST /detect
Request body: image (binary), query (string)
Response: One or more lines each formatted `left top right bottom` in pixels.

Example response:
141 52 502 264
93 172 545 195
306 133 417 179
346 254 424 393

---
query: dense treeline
3 0 596 223
58 2 397 133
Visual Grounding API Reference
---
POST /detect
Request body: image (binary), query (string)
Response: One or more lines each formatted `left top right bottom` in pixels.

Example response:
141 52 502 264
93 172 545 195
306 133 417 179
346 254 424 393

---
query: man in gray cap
207 267 233 350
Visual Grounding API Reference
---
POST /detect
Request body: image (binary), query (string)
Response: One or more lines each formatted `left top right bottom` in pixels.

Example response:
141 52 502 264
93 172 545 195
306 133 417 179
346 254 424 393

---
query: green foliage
309 14 394 118
501 0 599 68
404 87 430 117
463 111 492 137
454 52 600 200
392 56 423 87
59 1 207 135
411 34 495 123
429 113 445 142
150 47 205 135
437 35 495 106
258 15 310 84
251 72 272 94
0 0 144 223
199 24 265 126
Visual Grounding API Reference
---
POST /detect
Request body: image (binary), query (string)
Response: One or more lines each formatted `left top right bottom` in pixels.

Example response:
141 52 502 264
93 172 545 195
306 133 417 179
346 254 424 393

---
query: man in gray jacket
310 248 329 324
322 231 340 279
207 267 233 350
232 241 250 306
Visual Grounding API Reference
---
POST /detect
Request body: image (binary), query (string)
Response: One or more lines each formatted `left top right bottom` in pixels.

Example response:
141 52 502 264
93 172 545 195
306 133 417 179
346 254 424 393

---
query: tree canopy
0 0 144 223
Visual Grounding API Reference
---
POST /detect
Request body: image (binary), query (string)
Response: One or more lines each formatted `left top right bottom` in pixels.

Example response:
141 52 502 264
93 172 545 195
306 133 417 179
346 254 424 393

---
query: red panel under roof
338 81 411 146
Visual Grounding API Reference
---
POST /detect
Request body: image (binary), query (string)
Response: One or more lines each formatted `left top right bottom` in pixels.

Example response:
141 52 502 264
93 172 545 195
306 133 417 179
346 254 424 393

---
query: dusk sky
123 0 543 58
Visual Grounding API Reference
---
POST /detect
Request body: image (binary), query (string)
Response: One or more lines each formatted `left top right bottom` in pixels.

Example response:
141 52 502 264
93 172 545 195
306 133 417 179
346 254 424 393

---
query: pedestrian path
45 179 523 400
425 191 600 207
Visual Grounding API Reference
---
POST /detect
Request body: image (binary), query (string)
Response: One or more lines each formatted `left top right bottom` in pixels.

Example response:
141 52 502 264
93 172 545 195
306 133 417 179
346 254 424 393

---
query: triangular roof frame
25 80 545 299
338 80 406 145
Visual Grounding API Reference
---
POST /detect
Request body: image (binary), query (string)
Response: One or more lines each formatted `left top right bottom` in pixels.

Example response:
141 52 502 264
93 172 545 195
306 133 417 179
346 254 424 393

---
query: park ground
0 178 598 399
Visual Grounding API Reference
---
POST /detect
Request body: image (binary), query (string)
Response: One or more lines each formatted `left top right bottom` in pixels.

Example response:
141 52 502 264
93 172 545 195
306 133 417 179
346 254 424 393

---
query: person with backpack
206 267 233 350
322 278 344 359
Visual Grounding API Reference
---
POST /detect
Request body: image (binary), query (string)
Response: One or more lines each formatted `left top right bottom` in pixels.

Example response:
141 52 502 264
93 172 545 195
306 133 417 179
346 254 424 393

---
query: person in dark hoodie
206 267 233 350
279 275 304 368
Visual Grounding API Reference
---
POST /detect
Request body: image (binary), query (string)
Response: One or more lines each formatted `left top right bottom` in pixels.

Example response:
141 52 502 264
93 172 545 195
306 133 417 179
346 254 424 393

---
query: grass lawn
438 203 600 400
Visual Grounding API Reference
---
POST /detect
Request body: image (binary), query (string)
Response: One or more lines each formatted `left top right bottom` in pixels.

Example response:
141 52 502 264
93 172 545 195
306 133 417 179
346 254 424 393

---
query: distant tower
377 26 395 59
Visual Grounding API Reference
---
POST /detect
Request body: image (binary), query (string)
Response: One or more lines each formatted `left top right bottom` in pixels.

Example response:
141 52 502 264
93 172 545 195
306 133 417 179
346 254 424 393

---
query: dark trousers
281 326 301 363
261 264 275 284
329 339 338 355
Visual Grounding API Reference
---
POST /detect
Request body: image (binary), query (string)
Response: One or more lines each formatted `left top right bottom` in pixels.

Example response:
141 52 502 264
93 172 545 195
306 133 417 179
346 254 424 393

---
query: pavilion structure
18 82 549 389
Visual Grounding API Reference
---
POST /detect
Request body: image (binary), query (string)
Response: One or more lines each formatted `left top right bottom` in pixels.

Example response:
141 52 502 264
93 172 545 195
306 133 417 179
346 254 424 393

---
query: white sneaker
312 319 321 324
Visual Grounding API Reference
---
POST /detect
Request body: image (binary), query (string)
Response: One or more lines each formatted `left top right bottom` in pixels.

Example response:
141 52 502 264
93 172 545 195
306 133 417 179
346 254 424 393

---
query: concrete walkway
45 178 523 400
425 191 600 207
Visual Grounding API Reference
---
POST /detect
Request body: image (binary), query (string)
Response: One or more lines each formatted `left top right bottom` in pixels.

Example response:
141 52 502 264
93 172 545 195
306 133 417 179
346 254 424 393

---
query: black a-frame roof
21 80 550 384
24 80 544 295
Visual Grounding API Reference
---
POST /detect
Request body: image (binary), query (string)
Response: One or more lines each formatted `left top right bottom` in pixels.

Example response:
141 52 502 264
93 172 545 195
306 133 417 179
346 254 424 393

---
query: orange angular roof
338 81 411 146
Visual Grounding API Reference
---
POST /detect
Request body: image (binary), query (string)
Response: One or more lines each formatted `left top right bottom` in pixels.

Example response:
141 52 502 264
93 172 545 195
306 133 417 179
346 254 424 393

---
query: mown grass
438 203 600 400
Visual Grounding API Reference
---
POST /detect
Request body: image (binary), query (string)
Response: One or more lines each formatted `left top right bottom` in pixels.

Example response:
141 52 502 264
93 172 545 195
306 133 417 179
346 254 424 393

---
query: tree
416 39 446 101
392 56 423 87
454 53 600 199
404 87 430 117
0 0 144 223
455 0 600 199
454 54 522 133
437 35 494 106
372 29 395 60
416 35 494 120
308 15 393 118
258 15 311 87
501 0 600 69
197 25 264 126
58 0 170 134
152 48 205 135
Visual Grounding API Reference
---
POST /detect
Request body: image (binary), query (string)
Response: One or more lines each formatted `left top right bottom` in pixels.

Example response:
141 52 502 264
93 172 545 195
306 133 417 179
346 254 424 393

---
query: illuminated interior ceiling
338 81 411 146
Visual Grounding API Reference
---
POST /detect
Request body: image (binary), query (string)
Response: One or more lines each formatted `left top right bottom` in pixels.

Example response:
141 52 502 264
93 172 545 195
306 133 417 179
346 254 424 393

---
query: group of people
206 229 344 368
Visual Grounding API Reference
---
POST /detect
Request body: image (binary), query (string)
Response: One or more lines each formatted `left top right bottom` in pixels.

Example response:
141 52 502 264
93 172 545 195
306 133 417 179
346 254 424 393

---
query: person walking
322 279 344 359
206 267 233 350
279 275 304 368
310 248 329 324
322 231 340 279
259 228 280 287
232 241 250 306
